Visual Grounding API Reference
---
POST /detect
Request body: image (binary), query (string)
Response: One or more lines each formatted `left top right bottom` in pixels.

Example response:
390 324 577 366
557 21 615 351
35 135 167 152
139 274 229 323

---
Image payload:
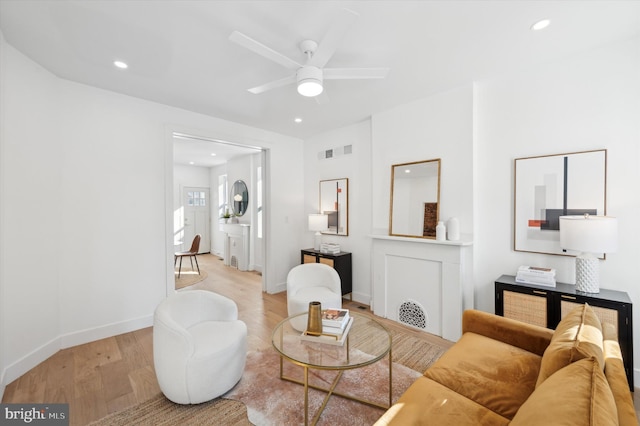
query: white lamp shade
559 215 618 254
308 214 328 232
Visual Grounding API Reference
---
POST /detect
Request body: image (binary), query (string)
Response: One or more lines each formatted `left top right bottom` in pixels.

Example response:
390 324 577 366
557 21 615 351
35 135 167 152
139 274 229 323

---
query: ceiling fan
229 8 389 98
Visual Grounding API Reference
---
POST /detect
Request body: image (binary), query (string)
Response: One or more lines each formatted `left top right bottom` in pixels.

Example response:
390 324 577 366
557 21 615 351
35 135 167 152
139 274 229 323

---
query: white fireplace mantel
370 234 473 342
220 223 250 271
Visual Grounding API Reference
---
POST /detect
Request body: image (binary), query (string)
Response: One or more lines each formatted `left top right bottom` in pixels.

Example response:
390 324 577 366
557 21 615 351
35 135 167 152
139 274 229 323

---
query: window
187 191 206 207
257 166 263 238
218 174 228 217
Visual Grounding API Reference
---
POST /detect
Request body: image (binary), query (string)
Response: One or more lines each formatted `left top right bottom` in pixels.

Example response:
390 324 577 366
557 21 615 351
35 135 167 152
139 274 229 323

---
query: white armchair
286 263 343 331
153 290 247 404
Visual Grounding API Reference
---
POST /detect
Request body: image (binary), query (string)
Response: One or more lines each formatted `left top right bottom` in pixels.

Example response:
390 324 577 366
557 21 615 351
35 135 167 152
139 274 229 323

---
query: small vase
447 217 460 241
306 301 323 335
436 221 446 241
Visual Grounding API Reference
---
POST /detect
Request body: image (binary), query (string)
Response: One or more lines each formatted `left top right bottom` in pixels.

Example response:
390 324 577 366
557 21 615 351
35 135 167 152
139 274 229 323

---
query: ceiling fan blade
309 8 359 68
247 75 296 94
323 67 390 80
229 31 302 71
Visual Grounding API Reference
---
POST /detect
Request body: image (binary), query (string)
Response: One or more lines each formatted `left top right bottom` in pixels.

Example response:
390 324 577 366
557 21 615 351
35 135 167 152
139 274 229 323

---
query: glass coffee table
272 311 392 425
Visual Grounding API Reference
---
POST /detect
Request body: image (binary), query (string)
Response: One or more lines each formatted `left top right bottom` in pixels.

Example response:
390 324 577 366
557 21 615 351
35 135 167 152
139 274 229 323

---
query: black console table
301 249 352 300
495 274 633 390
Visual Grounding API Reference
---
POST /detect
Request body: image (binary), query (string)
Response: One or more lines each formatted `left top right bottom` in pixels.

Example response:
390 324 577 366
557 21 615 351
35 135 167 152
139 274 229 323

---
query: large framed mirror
319 178 348 236
231 180 249 216
389 159 441 238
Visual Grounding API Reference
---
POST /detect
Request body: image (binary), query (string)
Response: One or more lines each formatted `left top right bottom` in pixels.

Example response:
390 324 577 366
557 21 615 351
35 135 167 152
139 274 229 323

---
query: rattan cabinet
301 249 352 299
495 274 633 390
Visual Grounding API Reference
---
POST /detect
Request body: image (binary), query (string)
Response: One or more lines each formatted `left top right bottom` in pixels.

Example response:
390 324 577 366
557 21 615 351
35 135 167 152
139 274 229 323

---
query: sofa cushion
602 322 638 426
423 332 541 420
536 303 604 387
511 357 619 426
374 376 510 426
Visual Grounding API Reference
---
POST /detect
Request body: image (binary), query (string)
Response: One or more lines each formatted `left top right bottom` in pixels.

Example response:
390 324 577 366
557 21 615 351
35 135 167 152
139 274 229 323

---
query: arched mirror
231 180 249 216
389 159 441 238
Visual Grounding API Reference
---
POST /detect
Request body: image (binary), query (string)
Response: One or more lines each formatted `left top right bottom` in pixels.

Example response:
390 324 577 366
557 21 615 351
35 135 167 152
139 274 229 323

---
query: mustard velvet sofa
376 305 638 426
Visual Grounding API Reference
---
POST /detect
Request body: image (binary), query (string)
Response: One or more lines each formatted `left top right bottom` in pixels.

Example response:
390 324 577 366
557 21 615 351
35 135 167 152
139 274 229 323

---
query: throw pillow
512 357 618 426
535 303 603 388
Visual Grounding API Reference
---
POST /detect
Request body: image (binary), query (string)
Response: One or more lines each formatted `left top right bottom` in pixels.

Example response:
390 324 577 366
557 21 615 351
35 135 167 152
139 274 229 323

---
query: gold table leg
304 366 309 426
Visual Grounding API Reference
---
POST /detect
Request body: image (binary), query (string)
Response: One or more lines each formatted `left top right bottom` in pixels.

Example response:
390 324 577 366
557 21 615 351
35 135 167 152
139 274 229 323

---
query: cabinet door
502 289 549 328
318 257 335 268
302 254 316 264
560 299 619 334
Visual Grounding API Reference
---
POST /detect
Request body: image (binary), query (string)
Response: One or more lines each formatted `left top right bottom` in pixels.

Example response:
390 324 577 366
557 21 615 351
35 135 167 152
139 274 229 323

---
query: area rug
88 396 250 425
224 348 421 425
88 330 447 425
175 270 208 289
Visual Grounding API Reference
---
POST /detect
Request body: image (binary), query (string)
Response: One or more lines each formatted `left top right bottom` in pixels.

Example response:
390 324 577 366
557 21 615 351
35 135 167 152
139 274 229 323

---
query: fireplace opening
398 300 428 330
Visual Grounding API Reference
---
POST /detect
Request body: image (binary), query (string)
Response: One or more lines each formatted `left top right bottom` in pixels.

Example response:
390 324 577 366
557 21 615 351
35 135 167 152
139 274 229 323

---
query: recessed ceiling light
189 161 195 165
294 117 303 123
210 153 217 157
113 60 128 69
531 19 550 31
405 169 411 174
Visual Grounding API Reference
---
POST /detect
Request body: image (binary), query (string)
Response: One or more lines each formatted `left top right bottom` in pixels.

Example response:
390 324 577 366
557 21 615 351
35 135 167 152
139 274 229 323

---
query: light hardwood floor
2 254 638 424
1 254 452 425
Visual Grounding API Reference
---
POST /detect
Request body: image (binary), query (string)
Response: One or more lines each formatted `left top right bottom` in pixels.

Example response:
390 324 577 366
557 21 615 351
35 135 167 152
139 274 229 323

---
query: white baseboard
1 335 61 397
350 291 371 306
59 314 153 349
1 314 154 398
271 282 286 294
1 335 61 400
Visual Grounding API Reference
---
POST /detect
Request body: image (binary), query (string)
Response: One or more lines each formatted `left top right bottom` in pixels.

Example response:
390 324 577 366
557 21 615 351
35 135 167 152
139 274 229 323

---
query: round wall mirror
231 180 249 216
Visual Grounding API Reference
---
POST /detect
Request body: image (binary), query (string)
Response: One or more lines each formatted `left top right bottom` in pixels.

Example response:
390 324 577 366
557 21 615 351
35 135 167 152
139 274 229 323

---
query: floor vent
398 300 428 330
230 255 238 269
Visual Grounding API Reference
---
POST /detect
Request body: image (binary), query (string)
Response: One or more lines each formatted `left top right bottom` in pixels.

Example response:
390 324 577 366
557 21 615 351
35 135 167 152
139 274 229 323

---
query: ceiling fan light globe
297 66 323 97
297 80 323 97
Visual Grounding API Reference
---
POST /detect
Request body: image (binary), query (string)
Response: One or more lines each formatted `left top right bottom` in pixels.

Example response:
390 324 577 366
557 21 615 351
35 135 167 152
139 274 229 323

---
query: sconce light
559 214 618 293
308 214 328 251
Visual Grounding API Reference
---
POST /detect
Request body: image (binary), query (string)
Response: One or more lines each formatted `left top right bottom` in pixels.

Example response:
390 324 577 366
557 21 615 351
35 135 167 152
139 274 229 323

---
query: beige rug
89 331 447 425
175 270 208 289
88 395 250 426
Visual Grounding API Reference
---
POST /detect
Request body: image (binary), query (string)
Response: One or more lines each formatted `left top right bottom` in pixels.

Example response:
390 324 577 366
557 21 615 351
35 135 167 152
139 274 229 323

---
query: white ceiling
172 133 261 167
1 0 639 143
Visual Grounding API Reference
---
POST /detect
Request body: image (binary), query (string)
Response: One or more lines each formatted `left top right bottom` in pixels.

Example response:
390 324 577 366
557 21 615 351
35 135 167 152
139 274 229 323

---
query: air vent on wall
318 144 353 160
398 299 428 329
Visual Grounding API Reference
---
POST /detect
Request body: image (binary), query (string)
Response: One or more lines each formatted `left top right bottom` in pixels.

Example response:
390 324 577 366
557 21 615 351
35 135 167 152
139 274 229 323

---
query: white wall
304 36 640 382
304 121 373 303
0 38 304 397
474 36 640 379
0 32 63 393
303 86 474 305
371 85 475 237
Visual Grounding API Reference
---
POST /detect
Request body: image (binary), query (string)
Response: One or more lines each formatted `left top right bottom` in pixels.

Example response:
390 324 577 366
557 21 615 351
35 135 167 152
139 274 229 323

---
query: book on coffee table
300 316 354 346
321 308 350 329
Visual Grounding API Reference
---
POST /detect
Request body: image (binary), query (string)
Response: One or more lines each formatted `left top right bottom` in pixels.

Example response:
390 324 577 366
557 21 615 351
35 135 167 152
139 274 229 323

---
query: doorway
181 186 210 254
171 132 266 292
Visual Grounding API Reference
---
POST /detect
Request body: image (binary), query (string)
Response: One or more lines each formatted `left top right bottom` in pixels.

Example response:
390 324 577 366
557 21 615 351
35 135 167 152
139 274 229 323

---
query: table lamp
559 214 618 293
308 214 328 251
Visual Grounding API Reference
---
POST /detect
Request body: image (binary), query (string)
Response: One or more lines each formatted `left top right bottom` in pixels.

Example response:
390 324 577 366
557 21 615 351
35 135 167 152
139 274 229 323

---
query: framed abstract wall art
514 149 607 256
